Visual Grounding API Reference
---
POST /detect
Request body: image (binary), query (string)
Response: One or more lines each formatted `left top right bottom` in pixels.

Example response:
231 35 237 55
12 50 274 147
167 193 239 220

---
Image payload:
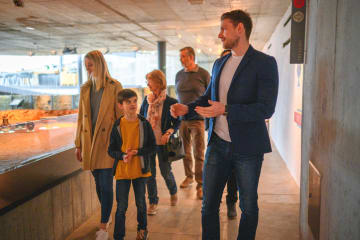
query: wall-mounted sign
290 0 306 64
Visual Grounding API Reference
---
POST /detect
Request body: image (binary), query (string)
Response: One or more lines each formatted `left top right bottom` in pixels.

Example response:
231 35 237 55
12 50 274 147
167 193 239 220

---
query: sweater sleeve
107 121 125 160
137 121 157 157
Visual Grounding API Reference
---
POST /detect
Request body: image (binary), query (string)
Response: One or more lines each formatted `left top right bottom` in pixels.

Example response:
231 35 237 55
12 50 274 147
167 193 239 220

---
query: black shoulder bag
166 131 185 162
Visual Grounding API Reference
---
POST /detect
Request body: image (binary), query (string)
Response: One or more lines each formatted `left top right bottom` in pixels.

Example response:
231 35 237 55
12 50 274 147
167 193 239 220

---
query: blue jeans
91 168 113 224
114 177 147 240
202 133 263 240
146 145 177 204
226 169 238 205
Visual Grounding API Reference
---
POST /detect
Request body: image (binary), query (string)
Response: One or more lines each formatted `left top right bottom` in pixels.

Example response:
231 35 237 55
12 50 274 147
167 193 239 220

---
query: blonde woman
75 50 122 240
139 70 180 215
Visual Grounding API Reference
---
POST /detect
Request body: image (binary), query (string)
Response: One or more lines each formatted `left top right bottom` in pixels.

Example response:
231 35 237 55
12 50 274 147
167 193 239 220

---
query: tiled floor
66 145 300 240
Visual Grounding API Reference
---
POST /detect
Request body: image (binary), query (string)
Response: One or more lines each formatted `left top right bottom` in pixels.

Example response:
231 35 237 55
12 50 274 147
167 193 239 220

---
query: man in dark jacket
171 10 279 240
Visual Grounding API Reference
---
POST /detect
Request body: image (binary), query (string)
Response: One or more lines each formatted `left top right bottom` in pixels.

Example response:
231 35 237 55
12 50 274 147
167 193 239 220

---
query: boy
108 89 156 240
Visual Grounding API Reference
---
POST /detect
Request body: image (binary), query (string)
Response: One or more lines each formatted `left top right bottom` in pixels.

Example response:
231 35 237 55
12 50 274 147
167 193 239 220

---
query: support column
157 41 166 75
77 55 83 85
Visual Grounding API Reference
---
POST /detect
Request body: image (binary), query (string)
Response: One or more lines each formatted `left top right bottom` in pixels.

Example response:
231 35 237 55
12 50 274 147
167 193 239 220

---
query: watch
223 104 228 116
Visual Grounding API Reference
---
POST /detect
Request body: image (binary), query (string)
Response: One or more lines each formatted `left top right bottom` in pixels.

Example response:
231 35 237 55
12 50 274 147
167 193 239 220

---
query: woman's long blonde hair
84 50 115 91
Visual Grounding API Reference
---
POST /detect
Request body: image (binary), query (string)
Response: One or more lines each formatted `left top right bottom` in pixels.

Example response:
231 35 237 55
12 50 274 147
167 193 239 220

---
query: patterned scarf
147 90 166 129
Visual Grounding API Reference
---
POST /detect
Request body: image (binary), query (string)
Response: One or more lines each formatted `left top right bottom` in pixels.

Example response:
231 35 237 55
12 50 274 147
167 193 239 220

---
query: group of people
75 9 279 240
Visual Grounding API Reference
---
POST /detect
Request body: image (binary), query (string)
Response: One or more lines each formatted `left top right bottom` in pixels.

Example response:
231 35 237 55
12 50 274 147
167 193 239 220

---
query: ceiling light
197 48 201 53
196 38 201 44
209 48 212 52
26 26 34 30
177 33 182 39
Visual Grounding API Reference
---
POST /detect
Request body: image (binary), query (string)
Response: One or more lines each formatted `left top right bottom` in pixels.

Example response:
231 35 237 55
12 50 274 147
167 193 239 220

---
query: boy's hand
123 149 138 163
126 149 138 156
124 154 134 163
123 154 129 163
128 149 138 155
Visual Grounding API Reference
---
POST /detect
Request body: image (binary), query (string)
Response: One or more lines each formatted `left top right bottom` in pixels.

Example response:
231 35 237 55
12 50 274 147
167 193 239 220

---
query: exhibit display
0 111 81 214
0 111 78 174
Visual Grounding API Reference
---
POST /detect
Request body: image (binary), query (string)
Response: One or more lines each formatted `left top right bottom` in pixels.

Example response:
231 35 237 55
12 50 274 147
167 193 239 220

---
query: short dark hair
117 89 137 104
221 10 253 40
180 46 195 59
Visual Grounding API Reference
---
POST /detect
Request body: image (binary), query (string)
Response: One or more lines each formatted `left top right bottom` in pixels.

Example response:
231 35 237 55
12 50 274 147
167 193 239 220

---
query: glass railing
0 86 177 174
0 113 77 173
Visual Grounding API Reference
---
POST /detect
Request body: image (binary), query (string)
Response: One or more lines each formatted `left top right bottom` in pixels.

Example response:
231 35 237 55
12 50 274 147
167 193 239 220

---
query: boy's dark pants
113 177 147 240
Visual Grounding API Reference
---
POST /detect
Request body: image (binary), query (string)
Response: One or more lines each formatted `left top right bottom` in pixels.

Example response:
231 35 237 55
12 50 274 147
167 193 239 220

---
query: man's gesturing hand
170 103 189 118
195 100 225 118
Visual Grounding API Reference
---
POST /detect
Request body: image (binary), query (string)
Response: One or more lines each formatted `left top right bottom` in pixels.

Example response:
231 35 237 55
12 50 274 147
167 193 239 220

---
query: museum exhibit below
0 111 81 215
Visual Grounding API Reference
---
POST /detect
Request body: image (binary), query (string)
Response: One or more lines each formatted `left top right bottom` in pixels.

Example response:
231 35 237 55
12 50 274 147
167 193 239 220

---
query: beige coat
75 80 123 170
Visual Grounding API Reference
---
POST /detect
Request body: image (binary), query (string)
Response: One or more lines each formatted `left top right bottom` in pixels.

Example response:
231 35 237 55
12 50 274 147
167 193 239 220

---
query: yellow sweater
115 118 151 180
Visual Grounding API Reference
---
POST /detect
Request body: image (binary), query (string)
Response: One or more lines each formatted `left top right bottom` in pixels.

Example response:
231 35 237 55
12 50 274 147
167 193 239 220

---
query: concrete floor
66 145 300 240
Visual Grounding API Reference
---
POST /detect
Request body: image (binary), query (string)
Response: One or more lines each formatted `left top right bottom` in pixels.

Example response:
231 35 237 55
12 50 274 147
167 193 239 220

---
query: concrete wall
263 5 303 186
300 0 360 239
0 170 99 240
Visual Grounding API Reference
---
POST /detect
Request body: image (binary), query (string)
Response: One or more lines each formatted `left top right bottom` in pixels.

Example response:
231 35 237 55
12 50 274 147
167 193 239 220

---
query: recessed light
26 26 34 30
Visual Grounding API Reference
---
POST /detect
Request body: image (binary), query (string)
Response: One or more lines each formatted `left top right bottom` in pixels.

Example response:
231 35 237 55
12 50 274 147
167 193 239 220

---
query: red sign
294 0 305 8
294 111 302 127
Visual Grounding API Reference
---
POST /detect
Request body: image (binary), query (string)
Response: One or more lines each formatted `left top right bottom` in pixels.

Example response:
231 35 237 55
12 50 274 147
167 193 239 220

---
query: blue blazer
188 45 279 154
140 95 181 135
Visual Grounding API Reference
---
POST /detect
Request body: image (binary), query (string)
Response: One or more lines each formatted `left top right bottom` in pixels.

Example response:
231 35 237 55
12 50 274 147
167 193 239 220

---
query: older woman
140 69 180 215
75 50 122 240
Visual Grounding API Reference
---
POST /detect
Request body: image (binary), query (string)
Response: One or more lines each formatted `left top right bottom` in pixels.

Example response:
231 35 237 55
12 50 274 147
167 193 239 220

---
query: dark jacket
140 95 181 136
188 45 279 155
108 114 156 176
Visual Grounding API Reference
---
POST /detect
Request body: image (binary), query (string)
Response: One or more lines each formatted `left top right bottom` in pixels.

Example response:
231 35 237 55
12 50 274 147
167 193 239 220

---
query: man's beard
223 37 240 50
